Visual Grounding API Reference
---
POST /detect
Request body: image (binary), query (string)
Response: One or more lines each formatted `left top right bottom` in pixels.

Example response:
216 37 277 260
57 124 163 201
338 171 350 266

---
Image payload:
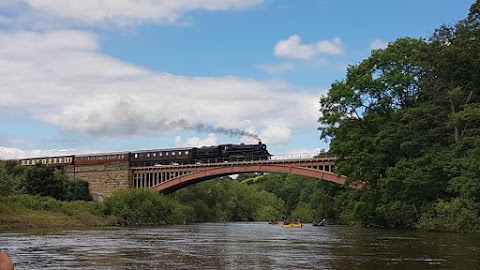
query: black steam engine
130 142 272 166
195 143 271 162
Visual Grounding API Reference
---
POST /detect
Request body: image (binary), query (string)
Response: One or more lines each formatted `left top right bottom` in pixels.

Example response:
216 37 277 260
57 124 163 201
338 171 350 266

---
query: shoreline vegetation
0 195 115 229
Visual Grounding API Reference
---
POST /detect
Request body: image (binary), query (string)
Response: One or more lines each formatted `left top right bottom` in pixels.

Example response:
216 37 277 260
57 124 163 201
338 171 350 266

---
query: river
1 222 479 269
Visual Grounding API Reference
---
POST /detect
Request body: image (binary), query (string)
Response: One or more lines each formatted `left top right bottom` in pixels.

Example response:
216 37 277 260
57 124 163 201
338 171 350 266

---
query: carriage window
172 152 176 156
159 152 163 156
153 153 156 157
166 152 169 156
134 153 138 158
185 150 189 155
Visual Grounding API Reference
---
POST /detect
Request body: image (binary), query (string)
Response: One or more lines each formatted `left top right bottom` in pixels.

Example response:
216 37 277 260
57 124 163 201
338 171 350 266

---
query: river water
1 222 479 270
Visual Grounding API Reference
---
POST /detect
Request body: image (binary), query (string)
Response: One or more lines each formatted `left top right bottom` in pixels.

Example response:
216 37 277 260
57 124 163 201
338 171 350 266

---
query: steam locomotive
17 142 272 167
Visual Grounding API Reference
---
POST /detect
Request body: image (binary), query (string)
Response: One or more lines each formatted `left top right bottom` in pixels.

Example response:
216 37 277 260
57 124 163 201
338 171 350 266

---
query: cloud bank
0 30 323 147
2 0 264 27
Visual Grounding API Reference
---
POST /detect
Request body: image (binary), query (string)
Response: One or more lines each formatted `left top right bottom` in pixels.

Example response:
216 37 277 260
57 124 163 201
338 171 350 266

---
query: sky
0 0 475 159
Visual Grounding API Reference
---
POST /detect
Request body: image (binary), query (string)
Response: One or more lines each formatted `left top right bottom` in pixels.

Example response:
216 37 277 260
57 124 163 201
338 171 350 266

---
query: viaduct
19 154 353 201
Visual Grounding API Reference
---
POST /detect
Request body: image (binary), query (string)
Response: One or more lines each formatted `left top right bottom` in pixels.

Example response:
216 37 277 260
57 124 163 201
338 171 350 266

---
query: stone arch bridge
130 155 358 194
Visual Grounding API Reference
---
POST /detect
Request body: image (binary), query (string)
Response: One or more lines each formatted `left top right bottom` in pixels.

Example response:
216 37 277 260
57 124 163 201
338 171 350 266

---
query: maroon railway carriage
74 151 130 165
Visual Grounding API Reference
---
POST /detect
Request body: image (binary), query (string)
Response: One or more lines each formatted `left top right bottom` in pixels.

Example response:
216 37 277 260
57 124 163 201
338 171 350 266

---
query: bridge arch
149 163 347 193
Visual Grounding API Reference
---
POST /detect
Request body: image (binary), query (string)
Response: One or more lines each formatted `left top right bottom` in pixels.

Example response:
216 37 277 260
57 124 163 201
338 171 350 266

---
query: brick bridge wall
65 162 131 201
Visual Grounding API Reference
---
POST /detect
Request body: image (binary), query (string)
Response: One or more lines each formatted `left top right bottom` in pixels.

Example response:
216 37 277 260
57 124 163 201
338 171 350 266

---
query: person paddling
0 250 14 270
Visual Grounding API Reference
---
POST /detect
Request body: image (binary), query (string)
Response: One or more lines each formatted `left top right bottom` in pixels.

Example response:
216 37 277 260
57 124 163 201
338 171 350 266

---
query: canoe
281 223 303 228
268 221 278 225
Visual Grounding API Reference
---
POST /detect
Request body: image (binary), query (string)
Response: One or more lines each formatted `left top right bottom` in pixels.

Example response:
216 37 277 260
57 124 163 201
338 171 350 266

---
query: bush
418 198 480 233
103 189 193 225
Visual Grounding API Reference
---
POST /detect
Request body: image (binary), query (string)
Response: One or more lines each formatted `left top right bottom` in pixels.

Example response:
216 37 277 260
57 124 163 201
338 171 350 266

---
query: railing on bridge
131 153 336 168
270 153 336 160
131 153 337 190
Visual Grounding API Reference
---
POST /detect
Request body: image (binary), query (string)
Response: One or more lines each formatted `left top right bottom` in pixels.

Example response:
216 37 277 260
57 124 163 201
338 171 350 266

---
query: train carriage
19 155 74 167
130 147 196 167
74 152 130 165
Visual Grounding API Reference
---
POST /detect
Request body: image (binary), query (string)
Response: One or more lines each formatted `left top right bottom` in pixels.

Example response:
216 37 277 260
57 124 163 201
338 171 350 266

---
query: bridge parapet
130 157 342 192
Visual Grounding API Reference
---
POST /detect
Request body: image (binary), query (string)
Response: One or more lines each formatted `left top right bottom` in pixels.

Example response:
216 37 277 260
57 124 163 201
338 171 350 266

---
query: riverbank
0 190 198 229
0 210 112 229
0 195 117 229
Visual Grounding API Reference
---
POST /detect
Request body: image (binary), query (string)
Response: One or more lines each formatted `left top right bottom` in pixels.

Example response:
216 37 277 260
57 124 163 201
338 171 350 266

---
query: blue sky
0 0 474 159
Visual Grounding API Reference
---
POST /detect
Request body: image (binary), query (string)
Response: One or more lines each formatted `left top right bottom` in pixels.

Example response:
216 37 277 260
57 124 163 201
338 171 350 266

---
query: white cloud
274 35 343 60
175 134 218 147
0 146 81 159
0 30 322 145
256 62 294 74
2 0 263 28
259 125 291 145
370 39 388 50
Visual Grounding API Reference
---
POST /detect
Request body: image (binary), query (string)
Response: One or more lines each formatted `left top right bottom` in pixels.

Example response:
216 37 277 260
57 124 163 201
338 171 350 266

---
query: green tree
23 164 65 200
317 1 480 230
0 161 23 196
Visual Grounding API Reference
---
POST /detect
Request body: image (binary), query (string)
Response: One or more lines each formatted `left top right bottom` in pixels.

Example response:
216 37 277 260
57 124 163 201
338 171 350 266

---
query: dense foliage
173 177 285 222
103 189 195 225
0 162 92 201
241 174 343 222
318 1 480 232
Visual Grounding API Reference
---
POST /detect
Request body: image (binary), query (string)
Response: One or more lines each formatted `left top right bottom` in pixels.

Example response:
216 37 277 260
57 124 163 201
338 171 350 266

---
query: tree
317 1 480 230
319 38 430 186
23 164 64 200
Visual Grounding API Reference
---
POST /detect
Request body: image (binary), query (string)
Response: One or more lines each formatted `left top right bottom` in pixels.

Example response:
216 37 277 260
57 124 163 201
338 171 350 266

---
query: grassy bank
0 195 117 229
0 189 196 229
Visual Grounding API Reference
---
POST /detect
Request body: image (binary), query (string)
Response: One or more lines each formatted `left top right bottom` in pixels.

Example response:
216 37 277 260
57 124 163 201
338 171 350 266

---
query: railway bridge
130 155 356 193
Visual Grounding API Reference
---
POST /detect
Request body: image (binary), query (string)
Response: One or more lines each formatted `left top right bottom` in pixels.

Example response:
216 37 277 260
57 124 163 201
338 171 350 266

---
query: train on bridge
16 142 272 167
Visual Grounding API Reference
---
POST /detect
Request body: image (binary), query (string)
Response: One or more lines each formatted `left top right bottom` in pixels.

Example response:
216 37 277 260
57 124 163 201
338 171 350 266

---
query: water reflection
1 223 479 269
